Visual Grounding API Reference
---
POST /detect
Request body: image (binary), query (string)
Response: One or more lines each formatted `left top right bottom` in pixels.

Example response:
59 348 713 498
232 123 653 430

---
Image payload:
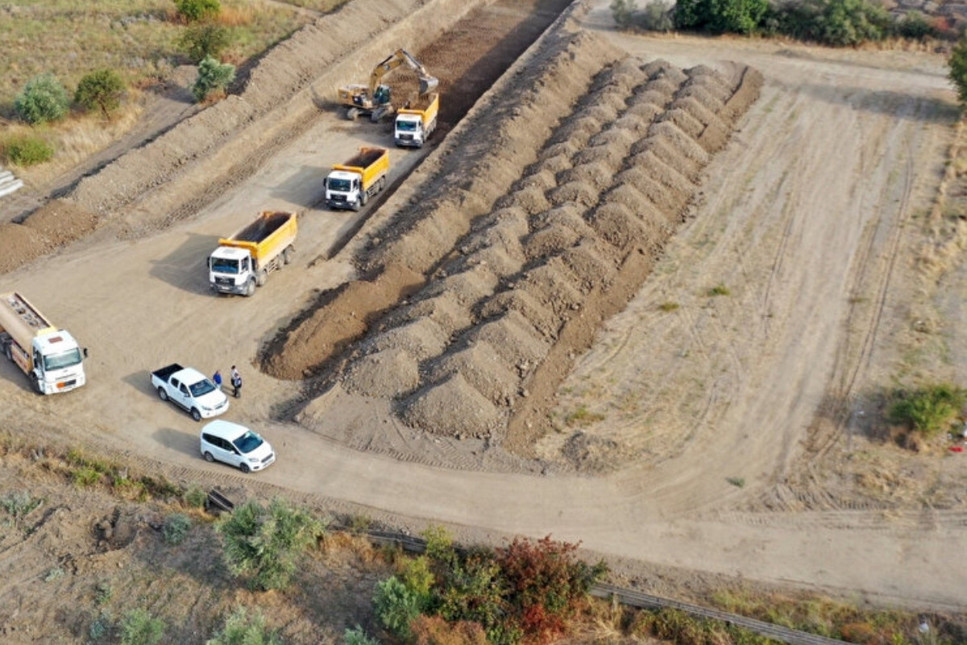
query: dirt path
0 0 965 618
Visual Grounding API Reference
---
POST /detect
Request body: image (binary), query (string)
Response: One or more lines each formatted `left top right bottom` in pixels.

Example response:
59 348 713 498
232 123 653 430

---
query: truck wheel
352 200 361 212
347 107 359 121
244 279 256 297
239 462 251 474
157 387 168 402
282 246 293 265
191 408 202 422
3 344 10 361
255 269 268 287
204 451 215 463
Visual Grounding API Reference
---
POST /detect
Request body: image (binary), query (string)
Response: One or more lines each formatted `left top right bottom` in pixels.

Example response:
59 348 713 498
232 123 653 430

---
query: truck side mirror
83 347 89 358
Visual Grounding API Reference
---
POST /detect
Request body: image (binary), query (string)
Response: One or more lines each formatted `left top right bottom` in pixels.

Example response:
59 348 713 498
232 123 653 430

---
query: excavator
337 48 439 123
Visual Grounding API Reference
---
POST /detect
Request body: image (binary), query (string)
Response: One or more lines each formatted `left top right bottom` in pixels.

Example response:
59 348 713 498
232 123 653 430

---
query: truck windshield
210 257 240 274
43 348 82 371
328 178 352 192
397 120 417 132
233 431 264 454
189 380 216 397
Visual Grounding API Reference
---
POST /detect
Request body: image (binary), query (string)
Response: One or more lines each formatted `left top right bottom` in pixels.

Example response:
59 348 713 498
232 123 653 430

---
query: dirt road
1 0 965 615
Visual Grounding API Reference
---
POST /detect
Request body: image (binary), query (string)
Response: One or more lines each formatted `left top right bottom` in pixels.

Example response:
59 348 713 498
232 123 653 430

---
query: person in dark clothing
230 365 242 398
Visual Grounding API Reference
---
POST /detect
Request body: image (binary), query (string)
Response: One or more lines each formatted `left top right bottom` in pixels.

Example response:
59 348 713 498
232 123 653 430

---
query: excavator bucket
419 76 439 95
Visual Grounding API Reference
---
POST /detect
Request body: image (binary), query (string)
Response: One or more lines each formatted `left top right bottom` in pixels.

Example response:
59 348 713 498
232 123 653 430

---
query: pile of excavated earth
268 18 762 453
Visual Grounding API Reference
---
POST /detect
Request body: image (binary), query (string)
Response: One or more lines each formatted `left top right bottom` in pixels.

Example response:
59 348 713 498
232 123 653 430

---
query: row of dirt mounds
267 15 763 454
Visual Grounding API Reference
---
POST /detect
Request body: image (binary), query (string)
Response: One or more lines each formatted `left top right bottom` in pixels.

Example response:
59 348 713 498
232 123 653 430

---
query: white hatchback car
200 420 275 473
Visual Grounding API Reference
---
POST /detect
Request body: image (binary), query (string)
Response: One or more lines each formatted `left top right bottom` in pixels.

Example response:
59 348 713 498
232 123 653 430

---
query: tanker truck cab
0 292 87 395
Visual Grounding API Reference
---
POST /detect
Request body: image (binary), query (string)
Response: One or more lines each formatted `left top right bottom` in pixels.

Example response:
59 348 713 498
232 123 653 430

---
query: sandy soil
1 0 966 633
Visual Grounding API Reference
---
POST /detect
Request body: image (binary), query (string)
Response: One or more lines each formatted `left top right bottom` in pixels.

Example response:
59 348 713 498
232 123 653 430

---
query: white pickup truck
151 363 229 421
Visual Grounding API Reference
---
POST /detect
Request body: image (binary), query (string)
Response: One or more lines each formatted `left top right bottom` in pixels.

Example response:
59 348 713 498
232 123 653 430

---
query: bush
162 513 192 545
1 134 54 166
178 22 233 64
888 384 966 438
217 498 324 591
949 35 967 106
774 0 890 46
640 0 675 32
74 69 125 117
496 536 608 644
120 608 165 645
410 615 489 645
183 485 207 508
14 73 70 124
674 0 768 34
894 11 934 40
437 550 514 645
611 0 639 28
207 606 283 645
374 576 423 640
175 0 221 22
192 55 236 102
344 625 379 645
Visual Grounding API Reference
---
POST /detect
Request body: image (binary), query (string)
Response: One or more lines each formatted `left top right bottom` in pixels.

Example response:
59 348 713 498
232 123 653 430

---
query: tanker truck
0 292 87 394
208 211 298 297
324 147 389 211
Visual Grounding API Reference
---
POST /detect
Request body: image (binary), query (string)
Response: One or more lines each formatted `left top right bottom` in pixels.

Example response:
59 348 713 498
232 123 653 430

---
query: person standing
212 370 223 390
230 365 242 399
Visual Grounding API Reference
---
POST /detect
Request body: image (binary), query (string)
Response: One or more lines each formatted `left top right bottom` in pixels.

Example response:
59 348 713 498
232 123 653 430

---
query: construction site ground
1 0 966 639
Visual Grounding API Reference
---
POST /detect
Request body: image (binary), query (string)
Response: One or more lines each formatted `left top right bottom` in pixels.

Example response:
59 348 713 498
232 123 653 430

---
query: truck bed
343 148 386 170
233 211 292 243
151 363 184 381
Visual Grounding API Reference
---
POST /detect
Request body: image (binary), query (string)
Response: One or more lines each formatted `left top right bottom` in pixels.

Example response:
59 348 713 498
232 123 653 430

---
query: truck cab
11 329 86 394
324 170 363 211
394 113 426 147
209 246 257 296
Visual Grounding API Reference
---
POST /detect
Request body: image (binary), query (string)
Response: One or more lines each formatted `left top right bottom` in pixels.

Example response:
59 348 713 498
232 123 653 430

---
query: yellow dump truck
324 147 390 211
0 292 87 394
395 92 439 148
208 211 298 296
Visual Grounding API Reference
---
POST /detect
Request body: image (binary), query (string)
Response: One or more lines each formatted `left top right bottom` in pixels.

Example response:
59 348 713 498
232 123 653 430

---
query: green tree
774 0 889 45
217 498 324 591
120 608 165 645
175 0 221 22
344 625 379 645
178 22 232 64
374 576 423 640
888 384 966 438
949 35 967 106
192 55 236 102
14 73 70 124
206 606 283 645
674 0 768 34
74 69 125 117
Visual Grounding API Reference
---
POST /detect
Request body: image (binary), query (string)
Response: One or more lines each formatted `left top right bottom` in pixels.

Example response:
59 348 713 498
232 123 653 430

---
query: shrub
774 0 890 46
1 491 44 523
888 384 966 438
640 0 675 32
192 55 236 102
894 11 934 40
949 35 967 106
611 0 639 28
344 625 379 645
175 0 221 22
674 0 768 34
437 550 514 645
178 22 233 64
496 536 608 644
15 73 70 124
207 606 283 645
423 525 456 563
400 555 436 606
410 615 489 645
183 485 207 508
217 498 324 591
162 513 192 545
73 466 102 487
120 608 165 645
74 69 125 117
2 134 54 166
374 576 423 640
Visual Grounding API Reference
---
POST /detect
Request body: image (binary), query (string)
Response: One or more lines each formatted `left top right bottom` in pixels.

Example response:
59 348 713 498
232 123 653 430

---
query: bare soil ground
1 0 966 638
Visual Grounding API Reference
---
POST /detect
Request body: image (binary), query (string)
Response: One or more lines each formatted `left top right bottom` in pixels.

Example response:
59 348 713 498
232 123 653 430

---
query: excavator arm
368 48 439 98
